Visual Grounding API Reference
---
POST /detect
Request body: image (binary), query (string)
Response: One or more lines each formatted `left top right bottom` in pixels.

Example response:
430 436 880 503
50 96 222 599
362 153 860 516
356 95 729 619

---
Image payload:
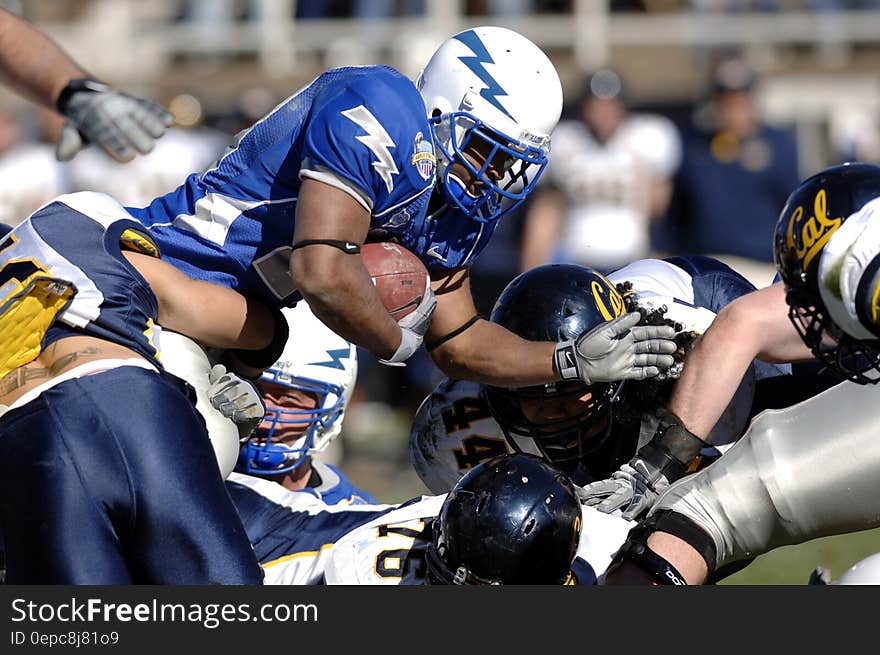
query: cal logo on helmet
783 188 843 273
591 273 625 321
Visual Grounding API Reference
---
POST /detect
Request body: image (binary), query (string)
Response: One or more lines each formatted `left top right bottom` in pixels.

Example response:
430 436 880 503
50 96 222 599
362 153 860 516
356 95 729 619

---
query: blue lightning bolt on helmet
416 26 563 223
237 301 358 474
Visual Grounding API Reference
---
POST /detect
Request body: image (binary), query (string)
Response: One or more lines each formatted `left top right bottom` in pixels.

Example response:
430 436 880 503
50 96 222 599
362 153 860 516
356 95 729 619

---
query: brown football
360 242 430 321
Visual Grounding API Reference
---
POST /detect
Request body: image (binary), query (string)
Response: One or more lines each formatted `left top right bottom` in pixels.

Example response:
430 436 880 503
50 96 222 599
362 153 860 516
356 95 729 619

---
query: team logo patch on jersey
411 132 436 182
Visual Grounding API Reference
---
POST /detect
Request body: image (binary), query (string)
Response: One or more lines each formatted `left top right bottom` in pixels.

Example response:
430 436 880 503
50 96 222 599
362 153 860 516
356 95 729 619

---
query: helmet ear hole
431 108 442 119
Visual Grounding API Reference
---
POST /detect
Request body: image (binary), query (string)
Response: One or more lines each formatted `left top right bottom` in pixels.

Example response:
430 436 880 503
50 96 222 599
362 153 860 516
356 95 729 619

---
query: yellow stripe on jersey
0 274 76 379
119 229 160 258
261 542 335 569
143 318 159 360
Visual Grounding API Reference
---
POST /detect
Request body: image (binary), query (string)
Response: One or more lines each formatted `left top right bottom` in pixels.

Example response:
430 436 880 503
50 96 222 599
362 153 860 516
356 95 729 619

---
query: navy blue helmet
484 264 626 473
425 454 581 585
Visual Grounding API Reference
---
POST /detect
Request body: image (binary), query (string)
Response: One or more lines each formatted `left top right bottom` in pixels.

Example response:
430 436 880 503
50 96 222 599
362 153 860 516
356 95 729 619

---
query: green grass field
719 527 880 585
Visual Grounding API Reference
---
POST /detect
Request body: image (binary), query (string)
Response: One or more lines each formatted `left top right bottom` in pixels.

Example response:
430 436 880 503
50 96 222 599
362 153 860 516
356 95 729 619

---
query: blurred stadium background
3 0 880 584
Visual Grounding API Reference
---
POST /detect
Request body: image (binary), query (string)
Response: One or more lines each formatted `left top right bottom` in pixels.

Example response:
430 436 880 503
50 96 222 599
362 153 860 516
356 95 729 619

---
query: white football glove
56 79 175 162
554 311 677 385
378 282 437 367
207 364 266 440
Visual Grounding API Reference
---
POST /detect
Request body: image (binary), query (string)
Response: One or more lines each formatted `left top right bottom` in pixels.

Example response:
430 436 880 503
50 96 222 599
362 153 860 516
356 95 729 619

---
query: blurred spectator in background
353 0 426 18
665 55 799 288
520 68 681 273
0 6 173 163
0 108 67 226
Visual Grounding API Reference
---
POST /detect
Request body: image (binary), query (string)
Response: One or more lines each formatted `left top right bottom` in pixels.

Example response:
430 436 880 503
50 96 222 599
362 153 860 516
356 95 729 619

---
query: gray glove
56 78 175 162
208 364 266 440
379 282 437 367
554 311 676 384
577 460 670 520
577 406 706 520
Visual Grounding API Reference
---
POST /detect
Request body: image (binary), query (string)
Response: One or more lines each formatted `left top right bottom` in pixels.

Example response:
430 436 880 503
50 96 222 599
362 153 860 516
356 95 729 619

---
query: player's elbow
711 294 767 356
290 248 347 304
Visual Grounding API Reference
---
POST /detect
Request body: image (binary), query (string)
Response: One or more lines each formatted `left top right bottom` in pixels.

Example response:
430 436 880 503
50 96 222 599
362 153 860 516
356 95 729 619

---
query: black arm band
424 315 480 352
291 239 361 254
606 521 688 585
646 509 718 572
228 305 290 371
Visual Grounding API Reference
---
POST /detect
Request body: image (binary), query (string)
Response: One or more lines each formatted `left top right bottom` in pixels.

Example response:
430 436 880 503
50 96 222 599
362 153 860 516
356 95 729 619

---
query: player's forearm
603 533 708 585
125 251 275 350
430 319 558 387
667 309 758 439
292 249 401 359
669 283 806 438
0 9 86 109
162 280 276 350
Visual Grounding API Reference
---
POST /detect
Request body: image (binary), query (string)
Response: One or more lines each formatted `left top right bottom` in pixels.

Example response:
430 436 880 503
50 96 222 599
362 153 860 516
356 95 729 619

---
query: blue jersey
0 192 163 375
225 471 394 584
129 66 498 307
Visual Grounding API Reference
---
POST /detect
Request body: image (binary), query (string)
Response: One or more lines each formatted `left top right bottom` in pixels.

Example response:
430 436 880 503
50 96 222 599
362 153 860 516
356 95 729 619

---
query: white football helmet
416 26 563 222
237 301 357 474
834 552 880 584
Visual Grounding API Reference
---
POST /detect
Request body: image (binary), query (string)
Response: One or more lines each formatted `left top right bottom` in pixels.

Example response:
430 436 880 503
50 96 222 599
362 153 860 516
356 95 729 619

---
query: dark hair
613 281 699 423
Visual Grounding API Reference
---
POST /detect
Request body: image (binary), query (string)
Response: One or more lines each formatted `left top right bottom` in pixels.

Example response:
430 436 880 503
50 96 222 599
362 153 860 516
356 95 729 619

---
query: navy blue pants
0 366 263 584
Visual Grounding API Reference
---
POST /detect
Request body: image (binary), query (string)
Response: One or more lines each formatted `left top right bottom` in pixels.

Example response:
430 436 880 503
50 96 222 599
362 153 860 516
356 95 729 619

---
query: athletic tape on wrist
554 341 579 380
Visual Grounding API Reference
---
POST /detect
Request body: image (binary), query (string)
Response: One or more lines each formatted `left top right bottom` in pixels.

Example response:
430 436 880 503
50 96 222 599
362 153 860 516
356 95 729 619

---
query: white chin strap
817 197 880 340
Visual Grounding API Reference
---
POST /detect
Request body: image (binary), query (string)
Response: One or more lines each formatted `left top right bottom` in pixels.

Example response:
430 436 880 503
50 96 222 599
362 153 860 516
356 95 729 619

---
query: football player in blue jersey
410 256 790 507
228 299 377 506
124 26 677 397
601 163 880 585
0 191 279 584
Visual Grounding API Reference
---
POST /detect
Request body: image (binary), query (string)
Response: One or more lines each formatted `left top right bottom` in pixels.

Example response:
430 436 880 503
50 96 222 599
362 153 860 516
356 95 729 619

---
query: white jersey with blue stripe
128 66 498 307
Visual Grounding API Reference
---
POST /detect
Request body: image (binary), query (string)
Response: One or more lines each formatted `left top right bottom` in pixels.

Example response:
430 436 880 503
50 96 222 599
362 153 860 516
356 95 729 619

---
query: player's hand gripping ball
360 242 431 321
360 242 436 365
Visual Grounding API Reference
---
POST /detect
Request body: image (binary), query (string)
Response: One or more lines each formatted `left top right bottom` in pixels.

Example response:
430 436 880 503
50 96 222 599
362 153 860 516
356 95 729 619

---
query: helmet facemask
429 107 549 223
785 286 880 384
484 379 623 478
237 369 345 475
